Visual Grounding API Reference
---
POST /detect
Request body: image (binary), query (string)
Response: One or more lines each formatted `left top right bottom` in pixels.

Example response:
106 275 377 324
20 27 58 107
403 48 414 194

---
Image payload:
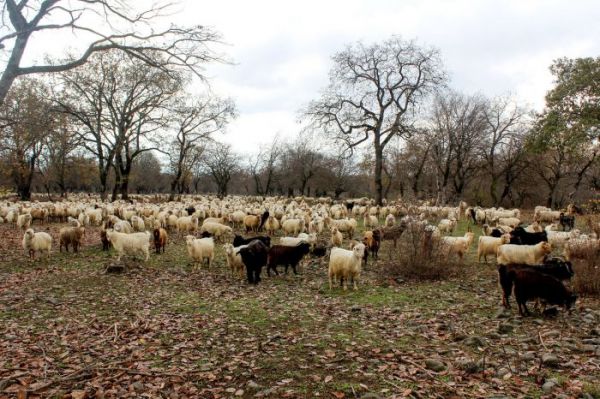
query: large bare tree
56 50 181 200
480 97 529 205
168 95 235 200
305 36 445 205
428 91 487 203
0 0 222 104
203 143 239 198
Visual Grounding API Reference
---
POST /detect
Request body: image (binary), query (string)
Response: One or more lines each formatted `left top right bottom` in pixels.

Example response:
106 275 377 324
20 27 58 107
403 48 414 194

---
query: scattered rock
497 323 514 334
520 352 536 361
350 305 362 312
580 344 596 353
541 378 558 393
455 358 482 374
247 381 260 390
131 382 144 392
495 367 510 379
541 353 560 368
495 308 511 319
464 336 486 348
425 359 447 372
590 328 600 336
105 262 126 274
542 307 559 318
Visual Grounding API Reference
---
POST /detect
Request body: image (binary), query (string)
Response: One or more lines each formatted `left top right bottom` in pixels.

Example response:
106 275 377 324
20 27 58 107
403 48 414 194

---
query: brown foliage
572 252 600 296
383 223 464 281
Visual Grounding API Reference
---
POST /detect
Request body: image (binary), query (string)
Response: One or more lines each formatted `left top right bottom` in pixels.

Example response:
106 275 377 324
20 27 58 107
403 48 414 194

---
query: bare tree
168 95 235 200
0 0 223 104
427 91 487 203
281 134 324 197
305 36 445 205
0 77 54 199
480 97 529 206
204 143 239 198
248 135 281 195
56 50 181 200
38 113 80 197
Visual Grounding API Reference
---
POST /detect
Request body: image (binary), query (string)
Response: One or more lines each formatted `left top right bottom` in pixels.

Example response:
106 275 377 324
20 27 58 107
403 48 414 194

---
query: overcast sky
9 0 600 154
174 0 599 153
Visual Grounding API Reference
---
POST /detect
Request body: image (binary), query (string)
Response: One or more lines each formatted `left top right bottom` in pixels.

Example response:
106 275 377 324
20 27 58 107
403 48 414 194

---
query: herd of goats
3 195 599 317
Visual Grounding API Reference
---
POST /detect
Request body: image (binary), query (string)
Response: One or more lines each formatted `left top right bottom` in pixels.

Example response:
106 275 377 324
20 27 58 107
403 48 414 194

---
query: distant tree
130 152 164 193
168 95 235 200
0 0 222 104
306 36 445 205
281 134 324 196
38 113 80 197
203 143 239 198
248 135 281 196
0 78 54 199
428 91 487 203
480 97 530 206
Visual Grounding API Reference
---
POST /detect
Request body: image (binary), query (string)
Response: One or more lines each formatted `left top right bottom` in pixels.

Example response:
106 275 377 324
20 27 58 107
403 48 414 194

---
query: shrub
382 223 464 281
572 252 600 297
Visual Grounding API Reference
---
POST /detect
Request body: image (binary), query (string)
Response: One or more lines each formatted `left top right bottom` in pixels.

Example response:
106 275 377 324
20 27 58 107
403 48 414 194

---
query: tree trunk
374 142 384 205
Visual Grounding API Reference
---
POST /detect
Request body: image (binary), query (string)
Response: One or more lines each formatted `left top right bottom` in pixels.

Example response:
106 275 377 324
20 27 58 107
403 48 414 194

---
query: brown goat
363 230 381 261
100 229 110 251
59 226 85 253
153 227 168 254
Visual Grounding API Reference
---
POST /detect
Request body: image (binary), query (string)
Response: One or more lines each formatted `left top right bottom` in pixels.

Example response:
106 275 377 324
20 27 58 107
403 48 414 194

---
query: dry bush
382 223 464 281
572 252 600 297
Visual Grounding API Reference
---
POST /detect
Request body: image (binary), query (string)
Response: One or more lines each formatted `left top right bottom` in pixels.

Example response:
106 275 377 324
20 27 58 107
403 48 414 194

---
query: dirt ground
0 219 599 399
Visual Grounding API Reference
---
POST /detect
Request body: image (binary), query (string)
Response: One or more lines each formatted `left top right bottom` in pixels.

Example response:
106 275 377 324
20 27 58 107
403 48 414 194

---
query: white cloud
4 0 600 152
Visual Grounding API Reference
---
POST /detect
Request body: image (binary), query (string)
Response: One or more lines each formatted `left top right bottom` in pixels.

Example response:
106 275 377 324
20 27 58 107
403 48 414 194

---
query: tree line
0 2 597 207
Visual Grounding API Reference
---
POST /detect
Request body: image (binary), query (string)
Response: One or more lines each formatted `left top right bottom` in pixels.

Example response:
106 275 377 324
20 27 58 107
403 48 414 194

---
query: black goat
267 243 311 276
469 208 477 225
559 212 575 231
258 210 269 232
239 240 269 284
233 234 271 248
509 227 548 245
497 258 574 309
511 269 577 316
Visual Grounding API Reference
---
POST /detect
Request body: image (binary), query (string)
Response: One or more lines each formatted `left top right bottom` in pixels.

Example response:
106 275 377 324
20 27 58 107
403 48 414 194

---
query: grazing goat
497 258 574 308
496 242 552 266
22 228 52 259
223 243 246 277
59 226 85 253
511 269 577 316
185 236 214 267
267 243 311 276
233 234 271 248
106 230 151 262
328 243 365 290
477 234 510 263
509 227 548 245
239 240 269 284
559 212 575 231
363 229 381 261
153 227 168 254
